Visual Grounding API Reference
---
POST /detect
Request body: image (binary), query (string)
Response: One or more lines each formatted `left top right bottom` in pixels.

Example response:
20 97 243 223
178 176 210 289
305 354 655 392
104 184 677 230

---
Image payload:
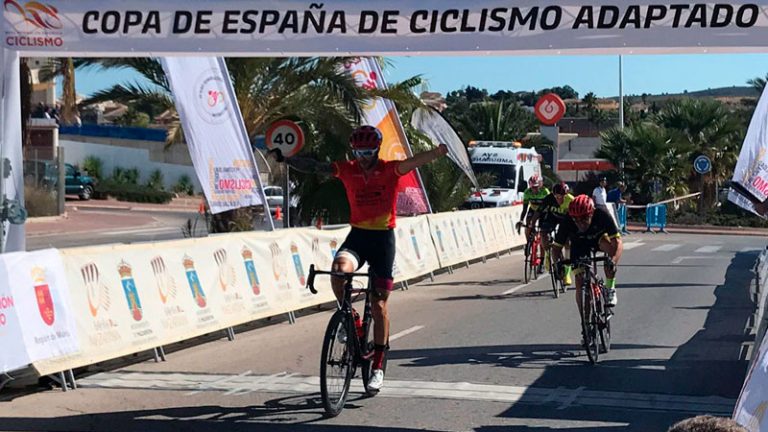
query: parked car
263 185 299 210
65 164 97 200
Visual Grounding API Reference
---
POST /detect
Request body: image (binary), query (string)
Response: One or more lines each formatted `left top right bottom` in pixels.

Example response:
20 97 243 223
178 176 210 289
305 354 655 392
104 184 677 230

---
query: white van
463 141 542 209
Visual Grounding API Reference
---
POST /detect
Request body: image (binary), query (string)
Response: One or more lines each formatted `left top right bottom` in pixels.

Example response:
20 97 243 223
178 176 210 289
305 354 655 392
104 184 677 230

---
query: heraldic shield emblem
241 246 260 296
118 260 143 321
31 266 54 326
183 255 207 308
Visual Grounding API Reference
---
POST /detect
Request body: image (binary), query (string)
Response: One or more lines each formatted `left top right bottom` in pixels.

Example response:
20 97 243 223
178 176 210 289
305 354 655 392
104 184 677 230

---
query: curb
26 212 68 224
67 203 200 213
626 223 768 237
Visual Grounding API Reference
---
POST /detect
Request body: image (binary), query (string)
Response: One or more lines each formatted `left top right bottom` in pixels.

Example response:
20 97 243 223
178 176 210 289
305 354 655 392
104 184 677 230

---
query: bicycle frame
307 264 374 362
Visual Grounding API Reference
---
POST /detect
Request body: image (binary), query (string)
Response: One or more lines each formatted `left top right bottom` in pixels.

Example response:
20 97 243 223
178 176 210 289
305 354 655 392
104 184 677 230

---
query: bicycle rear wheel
582 285 600 364
320 310 354 417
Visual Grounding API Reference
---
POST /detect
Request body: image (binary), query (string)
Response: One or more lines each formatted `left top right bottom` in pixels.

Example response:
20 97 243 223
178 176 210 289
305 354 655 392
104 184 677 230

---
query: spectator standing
592 176 608 212
606 181 627 205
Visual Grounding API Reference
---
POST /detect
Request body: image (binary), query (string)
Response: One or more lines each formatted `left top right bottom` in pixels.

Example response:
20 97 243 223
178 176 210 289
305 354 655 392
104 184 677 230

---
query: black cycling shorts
336 227 395 282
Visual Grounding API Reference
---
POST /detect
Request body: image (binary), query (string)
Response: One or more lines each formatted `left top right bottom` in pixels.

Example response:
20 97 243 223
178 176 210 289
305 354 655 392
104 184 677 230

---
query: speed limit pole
266 120 305 228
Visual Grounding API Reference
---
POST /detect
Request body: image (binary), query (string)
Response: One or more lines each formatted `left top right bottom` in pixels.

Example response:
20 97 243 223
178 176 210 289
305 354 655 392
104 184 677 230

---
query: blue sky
67 53 768 100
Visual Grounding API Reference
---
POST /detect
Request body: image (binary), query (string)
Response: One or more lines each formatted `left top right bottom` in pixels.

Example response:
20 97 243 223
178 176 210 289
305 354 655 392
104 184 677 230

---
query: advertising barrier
1 206 526 376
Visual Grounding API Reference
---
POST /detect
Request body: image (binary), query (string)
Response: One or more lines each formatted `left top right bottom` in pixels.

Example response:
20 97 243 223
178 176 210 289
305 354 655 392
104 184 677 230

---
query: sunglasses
573 215 592 224
353 148 378 158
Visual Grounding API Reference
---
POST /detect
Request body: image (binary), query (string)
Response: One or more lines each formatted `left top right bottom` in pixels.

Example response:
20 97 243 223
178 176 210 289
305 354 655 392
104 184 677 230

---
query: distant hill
611 85 759 102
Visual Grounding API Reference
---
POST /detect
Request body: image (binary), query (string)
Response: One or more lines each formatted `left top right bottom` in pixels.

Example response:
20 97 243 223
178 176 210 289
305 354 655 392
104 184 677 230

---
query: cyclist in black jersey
537 182 574 272
551 195 623 312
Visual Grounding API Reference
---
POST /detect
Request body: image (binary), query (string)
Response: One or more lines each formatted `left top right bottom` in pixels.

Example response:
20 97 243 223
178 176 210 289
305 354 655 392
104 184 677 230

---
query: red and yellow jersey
333 159 403 230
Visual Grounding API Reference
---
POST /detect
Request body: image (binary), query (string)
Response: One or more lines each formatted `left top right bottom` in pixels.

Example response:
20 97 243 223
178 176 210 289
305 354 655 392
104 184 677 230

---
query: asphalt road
26 208 209 251
1 232 763 431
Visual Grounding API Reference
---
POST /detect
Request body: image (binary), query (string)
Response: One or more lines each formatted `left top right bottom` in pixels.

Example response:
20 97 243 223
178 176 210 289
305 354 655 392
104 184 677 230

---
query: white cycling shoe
606 288 617 307
368 369 384 390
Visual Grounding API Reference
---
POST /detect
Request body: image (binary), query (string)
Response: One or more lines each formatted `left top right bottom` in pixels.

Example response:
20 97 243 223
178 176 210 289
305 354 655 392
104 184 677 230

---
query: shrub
172 174 194 195
82 156 103 180
96 180 173 204
111 167 140 185
24 182 58 217
146 169 164 191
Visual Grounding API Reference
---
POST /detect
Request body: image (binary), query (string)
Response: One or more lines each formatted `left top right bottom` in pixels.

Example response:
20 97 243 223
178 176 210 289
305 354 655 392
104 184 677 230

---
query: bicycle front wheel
320 310 354 417
549 255 559 298
582 286 600 364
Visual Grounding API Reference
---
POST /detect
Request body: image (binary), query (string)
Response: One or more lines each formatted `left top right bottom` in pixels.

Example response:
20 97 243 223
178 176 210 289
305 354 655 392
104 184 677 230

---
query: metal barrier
616 203 629 234
645 203 668 233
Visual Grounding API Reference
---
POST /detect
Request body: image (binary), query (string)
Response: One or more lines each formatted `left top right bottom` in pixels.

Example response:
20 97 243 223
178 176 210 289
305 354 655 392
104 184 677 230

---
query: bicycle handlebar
561 255 614 268
306 264 371 295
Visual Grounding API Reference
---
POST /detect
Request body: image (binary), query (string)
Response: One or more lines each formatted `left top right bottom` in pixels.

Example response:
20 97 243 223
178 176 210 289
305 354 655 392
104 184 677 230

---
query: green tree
747 73 768 94
452 99 538 142
654 98 743 209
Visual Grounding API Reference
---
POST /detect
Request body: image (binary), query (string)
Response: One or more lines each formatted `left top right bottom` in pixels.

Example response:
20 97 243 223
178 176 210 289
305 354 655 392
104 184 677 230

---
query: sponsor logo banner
161 57 266 214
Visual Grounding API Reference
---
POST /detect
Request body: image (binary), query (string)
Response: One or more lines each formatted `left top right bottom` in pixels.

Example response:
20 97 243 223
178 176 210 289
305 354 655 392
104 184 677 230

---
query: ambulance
463 141 543 209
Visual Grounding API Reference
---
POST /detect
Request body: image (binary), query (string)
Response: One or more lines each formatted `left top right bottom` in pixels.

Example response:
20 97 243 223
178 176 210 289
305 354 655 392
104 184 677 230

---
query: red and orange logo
4 1 61 30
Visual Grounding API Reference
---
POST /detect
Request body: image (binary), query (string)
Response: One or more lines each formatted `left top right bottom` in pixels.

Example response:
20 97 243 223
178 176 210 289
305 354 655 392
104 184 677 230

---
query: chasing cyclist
551 195 623 317
517 174 550 271
538 182 575 280
268 125 447 391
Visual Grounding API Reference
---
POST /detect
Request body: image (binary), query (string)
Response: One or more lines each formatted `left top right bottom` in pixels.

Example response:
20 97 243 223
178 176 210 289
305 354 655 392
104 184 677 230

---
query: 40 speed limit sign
265 120 305 158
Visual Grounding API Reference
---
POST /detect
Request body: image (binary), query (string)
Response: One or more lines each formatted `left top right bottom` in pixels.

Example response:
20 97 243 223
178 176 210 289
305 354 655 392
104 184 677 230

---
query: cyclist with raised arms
517 174 550 268
538 182 575 280
551 195 623 316
268 125 447 391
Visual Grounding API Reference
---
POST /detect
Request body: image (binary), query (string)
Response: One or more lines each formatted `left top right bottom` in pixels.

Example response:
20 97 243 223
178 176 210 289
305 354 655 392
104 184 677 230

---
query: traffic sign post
693 155 711 215
266 120 305 228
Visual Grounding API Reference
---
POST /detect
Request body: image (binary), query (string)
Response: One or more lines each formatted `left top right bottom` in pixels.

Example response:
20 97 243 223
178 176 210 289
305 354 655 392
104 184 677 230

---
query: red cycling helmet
528 174 543 188
569 194 595 218
349 125 383 149
552 182 570 195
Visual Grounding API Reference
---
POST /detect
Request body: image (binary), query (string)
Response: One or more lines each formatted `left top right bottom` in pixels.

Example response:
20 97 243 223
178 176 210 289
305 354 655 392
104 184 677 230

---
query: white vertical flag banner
0 250 28 372
342 57 431 215
730 84 768 215
1 48 25 251
411 107 478 188
161 57 266 215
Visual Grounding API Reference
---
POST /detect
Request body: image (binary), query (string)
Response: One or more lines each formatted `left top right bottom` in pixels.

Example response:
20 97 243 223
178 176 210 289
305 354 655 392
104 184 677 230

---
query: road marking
102 226 181 236
622 241 644 250
502 284 528 295
79 371 736 415
742 247 763 253
695 246 721 253
651 244 681 252
389 325 425 341
671 256 725 264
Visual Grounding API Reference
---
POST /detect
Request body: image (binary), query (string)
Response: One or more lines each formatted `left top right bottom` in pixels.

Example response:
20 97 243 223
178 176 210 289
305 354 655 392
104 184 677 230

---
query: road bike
307 265 388 417
545 231 567 298
519 223 543 284
562 255 613 364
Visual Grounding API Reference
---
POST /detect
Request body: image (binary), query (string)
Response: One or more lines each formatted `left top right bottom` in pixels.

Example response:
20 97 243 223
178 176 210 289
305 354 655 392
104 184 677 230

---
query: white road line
671 256 725 264
102 226 180 236
651 244 681 252
742 247 763 253
622 241 645 250
79 371 736 415
695 245 722 253
502 284 528 295
389 325 425 341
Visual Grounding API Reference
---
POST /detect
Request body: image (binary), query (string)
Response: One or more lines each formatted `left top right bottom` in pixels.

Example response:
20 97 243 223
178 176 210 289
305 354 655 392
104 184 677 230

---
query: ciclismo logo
4 0 64 48
194 70 230 125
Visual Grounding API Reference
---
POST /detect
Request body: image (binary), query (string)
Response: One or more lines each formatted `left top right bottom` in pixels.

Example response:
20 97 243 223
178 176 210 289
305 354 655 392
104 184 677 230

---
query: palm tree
747 73 768 94
453 99 538 142
38 58 82 125
654 98 742 209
